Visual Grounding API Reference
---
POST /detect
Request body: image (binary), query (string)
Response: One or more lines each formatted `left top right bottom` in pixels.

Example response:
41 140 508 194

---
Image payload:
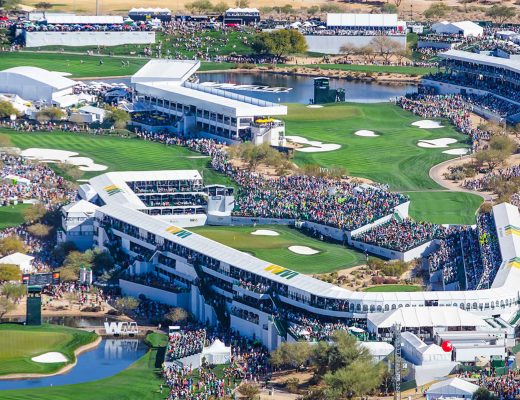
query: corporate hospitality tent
426 378 479 400
431 21 483 37
0 67 75 103
0 252 35 274
367 307 489 334
201 339 231 364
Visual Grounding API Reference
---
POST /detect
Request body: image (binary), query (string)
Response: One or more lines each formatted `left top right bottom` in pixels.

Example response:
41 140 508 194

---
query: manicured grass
0 324 97 376
190 225 366 274
0 52 237 78
302 63 436 76
0 203 29 230
363 284 422 292
0 130 233 186
282 103 482 224
0 333 167 400
407 191 482 225
0 52 148 78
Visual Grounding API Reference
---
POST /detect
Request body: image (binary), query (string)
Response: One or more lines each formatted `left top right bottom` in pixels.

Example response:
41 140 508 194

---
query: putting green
190 225 366 274
0 131 233 186
0 324 97 376
282 103 482 224
0 333 166 400
363 284 423 292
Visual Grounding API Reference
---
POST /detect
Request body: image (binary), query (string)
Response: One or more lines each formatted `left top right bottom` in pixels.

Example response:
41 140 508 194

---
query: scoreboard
22 272 60 286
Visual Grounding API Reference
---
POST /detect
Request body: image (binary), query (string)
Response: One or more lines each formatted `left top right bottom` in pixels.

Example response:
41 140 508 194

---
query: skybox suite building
130 60 287 145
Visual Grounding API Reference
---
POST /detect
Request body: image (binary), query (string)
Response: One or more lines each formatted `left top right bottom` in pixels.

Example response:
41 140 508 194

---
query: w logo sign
104 322 124 335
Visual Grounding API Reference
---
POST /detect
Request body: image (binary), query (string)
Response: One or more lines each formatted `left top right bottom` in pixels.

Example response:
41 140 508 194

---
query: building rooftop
0 66 75 90
131 60 200 86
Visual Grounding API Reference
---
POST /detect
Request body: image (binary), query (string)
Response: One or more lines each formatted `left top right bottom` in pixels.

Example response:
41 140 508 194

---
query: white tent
201 339 231 365
0 252 35 274
431 21 483 37
367 307 489 333
426 378 479 400
359 341 394 361
4 174 31 186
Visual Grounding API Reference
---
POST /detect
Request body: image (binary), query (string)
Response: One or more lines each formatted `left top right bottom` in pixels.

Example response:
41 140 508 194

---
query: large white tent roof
0 67 75 91
367 307 489 329
327 13 398 28
426 378 479 397
45 15 124 24
0 252 34 266
131 60 200 86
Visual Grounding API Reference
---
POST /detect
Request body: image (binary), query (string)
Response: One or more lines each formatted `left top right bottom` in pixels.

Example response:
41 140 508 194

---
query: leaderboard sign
22 272 60 286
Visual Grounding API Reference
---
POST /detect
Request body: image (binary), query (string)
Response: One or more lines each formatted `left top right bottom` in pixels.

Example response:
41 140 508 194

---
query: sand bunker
443 148 469 155
31 352 68 363
354 130 379 137
285 136 341 153
306 105 323 108
412 120 444 129
251 229 280 236
417 138 458 148
288 245 320 255
20 148 108 172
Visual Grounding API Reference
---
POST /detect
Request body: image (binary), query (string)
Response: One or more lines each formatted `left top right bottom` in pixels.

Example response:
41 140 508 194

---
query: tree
115 296 140 315
473 387 497 400
381 3 398 13
0 236 25 256
212 1 228 13
485 5 516 25
307 5 320 15
0 100 19 118
1 282 26 300
475 149 508 171
251 29 307 59
36 107 65 123
106 107 130 129
311 331 383 399
370 36 401 64
92 250 115 275
339 43 358 62
237 383 260 400
489 135 516 155
270 341 312 370
60 250 94 282
0 264 22 282
165 307 188 324
459 0 473 13
27 223 52 238
423 2 450 20
358 45 376 64
34 1 53 17
0 296 15 318
392 0 402 7
186 0 213 13
0 0 21 10
324 359 384 399
23 203 47 224
235 0 249 7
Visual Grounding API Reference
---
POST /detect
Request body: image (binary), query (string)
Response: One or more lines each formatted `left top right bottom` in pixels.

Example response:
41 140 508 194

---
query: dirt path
429 157 494 202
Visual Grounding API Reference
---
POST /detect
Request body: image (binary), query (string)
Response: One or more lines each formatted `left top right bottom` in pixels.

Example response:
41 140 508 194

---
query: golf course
191 225 366 274
0 324 98 377
0 101 483 225
363 284 423 293
0 204 29 230
0 332 166 400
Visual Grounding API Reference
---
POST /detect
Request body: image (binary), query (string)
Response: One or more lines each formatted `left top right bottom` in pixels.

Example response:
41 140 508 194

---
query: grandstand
423 49 520 122
59 163 520 350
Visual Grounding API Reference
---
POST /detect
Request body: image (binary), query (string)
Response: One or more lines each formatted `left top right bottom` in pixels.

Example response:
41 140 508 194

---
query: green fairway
0 204 29 230
0 324 97 376
302 64 436 76
0 52 237 78
0 130 233 185
282 103 482 224
363 284 422 292
190 225 366 274
0 333 167 400
407 191 481 225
